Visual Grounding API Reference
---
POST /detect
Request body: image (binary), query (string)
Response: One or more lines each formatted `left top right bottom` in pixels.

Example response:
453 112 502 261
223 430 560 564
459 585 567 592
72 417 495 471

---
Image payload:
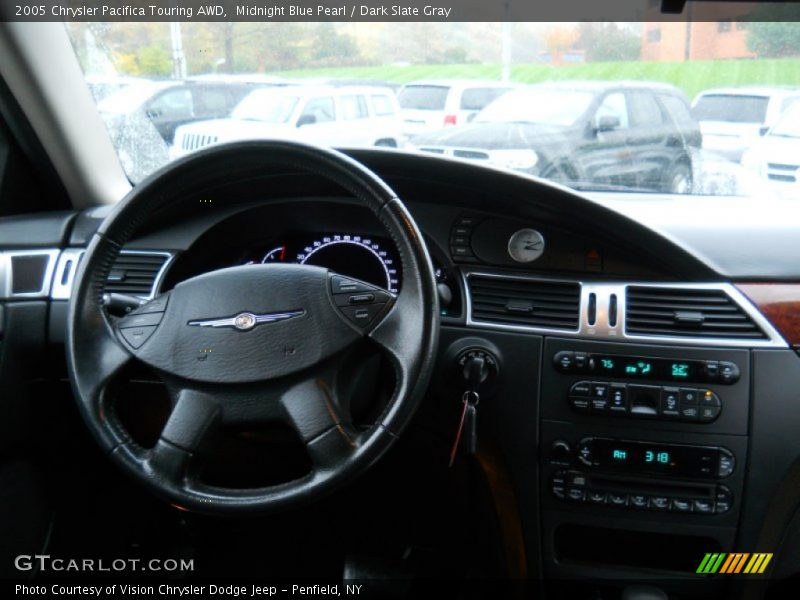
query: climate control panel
568 381 722 423
553 351 740 385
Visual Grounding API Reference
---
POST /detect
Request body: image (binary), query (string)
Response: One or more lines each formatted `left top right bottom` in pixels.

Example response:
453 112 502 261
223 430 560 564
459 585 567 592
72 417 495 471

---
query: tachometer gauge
298 235 399 293
261 245 287 263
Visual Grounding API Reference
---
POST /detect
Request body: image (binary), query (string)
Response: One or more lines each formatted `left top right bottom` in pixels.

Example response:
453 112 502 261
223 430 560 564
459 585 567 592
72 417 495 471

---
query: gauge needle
280 245 286 261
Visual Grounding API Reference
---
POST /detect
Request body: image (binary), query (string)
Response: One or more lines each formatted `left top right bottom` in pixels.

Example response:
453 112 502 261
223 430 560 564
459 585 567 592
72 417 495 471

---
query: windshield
476 89 595 126
66 20 800 199
97 82 170 114
232 92 299 123
693 94 770 123
770 103 800 137
397 86 449 110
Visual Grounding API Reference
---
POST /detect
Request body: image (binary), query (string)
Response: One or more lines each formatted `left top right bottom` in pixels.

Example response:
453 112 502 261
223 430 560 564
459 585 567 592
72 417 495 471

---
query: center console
540 338 749 581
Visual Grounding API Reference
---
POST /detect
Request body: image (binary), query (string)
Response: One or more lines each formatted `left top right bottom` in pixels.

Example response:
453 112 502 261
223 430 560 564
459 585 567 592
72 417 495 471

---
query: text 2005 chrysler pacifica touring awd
2 4 800 600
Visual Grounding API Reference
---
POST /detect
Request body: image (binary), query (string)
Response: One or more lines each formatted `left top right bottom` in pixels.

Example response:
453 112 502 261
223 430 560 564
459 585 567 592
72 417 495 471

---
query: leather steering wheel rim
66 140 439 514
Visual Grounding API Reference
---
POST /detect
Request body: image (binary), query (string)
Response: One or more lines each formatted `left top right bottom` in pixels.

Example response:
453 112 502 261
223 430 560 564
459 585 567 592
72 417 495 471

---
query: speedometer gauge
298 234 399 293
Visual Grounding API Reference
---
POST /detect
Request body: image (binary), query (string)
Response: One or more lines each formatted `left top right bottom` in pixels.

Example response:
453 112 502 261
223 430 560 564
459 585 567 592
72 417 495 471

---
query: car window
371 95 396 117
770 103 800 138
659 95 695 127
781 96 800 113
196 88 230 113
476 89 595 126
146 89 194 119
692 95 770 123
629 92 664 127
596 93 630 129
397 86 449 110
301 97 336 123
460 88 509 111
340 95 368 120
232 91 298 123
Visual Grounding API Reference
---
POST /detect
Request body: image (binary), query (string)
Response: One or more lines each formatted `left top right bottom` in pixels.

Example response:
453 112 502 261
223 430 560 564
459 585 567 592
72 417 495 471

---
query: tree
745 4 800 57
577 23 641 62
136 45 172 77
311 23 362 67
545 26 579 56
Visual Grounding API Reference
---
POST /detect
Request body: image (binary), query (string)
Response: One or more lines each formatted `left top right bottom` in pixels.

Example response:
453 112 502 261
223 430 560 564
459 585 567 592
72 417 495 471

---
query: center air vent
626 286 766 340
468 275 580 330
104 252 169 298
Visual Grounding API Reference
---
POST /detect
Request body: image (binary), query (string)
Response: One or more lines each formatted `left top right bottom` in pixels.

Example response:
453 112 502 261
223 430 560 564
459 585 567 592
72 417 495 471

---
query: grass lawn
273 58 800 99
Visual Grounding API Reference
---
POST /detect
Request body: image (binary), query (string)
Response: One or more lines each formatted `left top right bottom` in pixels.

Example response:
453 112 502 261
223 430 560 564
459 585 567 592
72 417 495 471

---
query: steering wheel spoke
142 388 221 484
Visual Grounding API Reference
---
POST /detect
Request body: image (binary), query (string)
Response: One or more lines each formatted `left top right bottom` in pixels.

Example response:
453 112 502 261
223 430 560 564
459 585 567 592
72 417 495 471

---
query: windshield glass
66 20 800 199
692 94 770 123
476 89 595 126
97 82 171 114
770 103 800 137
397 86 449 110
232 92 299 123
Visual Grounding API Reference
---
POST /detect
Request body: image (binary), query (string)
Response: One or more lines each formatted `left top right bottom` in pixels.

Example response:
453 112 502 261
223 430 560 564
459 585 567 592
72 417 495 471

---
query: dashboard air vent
104 253 169 298
626 286 766 340
468 275 580 330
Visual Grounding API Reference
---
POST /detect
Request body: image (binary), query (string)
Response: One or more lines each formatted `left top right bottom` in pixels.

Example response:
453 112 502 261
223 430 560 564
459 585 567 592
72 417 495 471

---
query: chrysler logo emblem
233 313 257 330
188 310 305 331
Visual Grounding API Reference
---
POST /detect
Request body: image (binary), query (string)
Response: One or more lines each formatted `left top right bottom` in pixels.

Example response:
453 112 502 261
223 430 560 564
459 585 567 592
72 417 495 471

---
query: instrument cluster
244 233 401 293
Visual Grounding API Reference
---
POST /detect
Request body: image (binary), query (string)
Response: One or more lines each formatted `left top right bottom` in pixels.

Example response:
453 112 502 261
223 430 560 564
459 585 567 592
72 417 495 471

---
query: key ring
462 390 480 407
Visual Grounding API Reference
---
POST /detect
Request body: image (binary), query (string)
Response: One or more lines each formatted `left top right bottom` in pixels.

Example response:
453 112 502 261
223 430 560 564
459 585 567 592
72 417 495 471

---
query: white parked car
692 87 800 162
397 79 516 138
172 85 403 157
741 101 800 195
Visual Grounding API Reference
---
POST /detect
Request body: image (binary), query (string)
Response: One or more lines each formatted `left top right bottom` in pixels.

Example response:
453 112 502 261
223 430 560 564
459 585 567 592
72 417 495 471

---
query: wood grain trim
737 283 800 347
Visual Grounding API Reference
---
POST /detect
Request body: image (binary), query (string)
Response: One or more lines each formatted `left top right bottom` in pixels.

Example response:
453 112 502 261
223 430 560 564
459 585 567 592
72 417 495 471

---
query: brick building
641 3 757 61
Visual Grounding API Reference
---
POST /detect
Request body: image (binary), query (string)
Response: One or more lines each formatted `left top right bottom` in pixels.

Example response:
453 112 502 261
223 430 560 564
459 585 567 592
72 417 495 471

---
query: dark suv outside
407 81 701 194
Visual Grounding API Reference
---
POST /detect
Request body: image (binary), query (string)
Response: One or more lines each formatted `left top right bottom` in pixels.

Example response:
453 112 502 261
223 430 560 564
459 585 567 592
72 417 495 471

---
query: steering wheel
66 141 439 514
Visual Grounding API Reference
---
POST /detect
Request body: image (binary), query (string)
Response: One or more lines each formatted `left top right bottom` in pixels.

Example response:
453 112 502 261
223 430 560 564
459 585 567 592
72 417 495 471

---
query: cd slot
584 473 715 499
551 470 733 514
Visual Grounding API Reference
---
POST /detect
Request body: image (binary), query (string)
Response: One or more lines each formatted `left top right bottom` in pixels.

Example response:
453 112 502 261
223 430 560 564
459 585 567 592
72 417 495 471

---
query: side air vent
468 275 581 330
104 252 170 298
626 286 766 340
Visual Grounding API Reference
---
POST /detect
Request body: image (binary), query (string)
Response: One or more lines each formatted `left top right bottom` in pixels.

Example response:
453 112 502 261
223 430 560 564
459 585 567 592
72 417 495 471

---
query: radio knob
550 440 571 461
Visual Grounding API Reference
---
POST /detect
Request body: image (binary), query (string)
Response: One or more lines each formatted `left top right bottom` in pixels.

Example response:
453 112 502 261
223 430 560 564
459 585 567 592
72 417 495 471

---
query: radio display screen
590 354 703 382
590 439 718 479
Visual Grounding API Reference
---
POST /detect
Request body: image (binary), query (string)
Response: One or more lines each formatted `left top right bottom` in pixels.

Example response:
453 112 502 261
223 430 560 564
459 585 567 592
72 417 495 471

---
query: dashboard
2 149 800 596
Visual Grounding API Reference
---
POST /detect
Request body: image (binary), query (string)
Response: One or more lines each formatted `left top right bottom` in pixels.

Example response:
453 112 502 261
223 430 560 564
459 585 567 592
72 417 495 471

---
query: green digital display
671 363 690 378
645 450 671 464
624 361 652 375
612 449 628 461
589 354 702 382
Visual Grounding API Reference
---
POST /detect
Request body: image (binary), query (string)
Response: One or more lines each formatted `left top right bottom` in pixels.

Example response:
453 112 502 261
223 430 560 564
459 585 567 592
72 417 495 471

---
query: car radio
547 438 736 515
574 437 735 479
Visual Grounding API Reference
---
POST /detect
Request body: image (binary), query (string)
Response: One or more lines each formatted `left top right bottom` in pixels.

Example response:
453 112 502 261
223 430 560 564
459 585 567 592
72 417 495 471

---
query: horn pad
116 264 360 384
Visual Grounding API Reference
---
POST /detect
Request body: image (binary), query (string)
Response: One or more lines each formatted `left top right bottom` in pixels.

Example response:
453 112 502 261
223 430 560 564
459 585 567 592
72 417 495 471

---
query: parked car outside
741 100 800 195
407 81 701 194
85 74 149 102
692 86 800 162
98 79 266 145
397 79 516 138
172 85 403 157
